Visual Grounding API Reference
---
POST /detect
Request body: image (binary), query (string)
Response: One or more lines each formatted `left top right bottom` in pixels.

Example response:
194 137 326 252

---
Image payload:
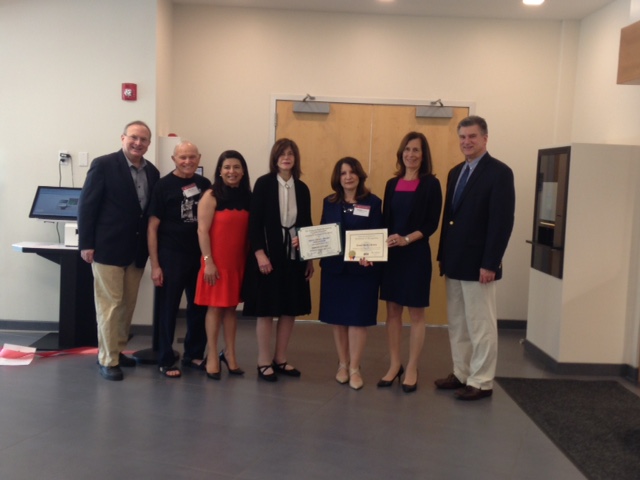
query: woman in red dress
195 151 251 379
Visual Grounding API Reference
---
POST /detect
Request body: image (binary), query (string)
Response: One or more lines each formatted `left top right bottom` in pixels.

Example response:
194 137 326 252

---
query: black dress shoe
99 365 123 381
119 353 137 368
272 360 301 377
434 373 465 390
257 365 278 382
454 385 493 401
377 365 404 387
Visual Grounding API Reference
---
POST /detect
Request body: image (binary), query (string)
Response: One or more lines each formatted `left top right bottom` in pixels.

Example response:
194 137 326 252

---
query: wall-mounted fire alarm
122 83 137 101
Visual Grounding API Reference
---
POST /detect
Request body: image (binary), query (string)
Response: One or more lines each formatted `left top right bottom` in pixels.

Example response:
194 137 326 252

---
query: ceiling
172 0 617 21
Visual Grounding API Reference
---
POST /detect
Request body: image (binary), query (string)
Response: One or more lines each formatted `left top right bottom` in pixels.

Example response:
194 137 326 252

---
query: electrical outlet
59 150 71 165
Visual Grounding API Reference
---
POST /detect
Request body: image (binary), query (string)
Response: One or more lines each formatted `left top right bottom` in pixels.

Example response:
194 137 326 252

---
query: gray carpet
496 378 640 480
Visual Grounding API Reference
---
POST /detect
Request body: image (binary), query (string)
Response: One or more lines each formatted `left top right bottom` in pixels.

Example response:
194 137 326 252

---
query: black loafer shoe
99 365 123 381
434 373 465 390
454 385 493 401
119 353 137 368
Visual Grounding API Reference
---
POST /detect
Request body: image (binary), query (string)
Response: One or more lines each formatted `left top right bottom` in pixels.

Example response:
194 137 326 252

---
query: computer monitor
29 186 82 221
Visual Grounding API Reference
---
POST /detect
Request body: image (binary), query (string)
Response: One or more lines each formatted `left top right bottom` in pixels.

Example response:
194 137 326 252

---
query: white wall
527 144 640 365
570 0 640 366
1 0 639 343
0 0 158 324
572 0 640 144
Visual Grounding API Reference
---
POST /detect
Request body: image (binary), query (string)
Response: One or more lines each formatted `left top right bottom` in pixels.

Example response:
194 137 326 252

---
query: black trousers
155 248 207 367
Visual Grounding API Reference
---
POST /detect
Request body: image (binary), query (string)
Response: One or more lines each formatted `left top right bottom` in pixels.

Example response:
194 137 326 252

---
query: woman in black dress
378 132 442 393
319 157 382 390
242 138 314 382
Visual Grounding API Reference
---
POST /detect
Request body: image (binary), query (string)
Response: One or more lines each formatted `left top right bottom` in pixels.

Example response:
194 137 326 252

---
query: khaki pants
445 278 498 390
92 262 144 367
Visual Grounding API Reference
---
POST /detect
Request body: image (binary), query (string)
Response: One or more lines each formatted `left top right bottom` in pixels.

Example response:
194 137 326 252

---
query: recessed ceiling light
523 0 545 5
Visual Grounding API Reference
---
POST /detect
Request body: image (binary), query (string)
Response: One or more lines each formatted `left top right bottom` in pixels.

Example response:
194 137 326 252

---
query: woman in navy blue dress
319 157 382 390
378 132 442 393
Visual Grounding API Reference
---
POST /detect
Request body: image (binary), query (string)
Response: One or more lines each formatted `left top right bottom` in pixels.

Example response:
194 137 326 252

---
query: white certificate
297 223 342 260
344 228 388 262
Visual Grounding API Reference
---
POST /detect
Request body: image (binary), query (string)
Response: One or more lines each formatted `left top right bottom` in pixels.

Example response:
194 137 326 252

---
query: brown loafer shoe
454 385 493 401
434 373 465 390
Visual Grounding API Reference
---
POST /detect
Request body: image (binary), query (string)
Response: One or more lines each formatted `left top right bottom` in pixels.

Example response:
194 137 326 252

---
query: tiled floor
0 321 635 479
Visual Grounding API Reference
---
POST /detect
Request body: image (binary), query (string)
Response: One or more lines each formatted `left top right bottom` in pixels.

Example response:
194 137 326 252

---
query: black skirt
242 257 311 317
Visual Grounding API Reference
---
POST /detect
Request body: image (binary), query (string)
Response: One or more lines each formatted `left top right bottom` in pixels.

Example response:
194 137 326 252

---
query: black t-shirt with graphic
148 173 212 254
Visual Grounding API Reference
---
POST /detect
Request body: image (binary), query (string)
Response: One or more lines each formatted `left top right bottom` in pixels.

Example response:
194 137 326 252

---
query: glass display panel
530 146 570 278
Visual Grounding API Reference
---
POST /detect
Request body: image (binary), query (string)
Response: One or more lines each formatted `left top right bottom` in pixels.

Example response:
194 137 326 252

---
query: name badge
182 184 200 198
353 204 371 217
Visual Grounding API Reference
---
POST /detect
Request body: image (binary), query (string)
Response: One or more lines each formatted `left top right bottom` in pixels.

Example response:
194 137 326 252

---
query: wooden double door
275 100 469 325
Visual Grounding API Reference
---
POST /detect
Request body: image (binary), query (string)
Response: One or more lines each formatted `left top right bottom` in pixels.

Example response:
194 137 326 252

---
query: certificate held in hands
297 223 342 261
344 228 388 262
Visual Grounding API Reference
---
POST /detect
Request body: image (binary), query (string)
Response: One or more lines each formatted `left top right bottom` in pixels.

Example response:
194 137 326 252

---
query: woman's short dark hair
328 157 370 203
212 150 251 200
395 131 434 178
269 138 302 179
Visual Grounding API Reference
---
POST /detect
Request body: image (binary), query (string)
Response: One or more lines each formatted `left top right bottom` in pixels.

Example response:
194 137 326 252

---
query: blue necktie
452 165 470 210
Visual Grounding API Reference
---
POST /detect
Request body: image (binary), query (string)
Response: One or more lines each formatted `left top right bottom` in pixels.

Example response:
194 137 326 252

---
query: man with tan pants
78 120 160 381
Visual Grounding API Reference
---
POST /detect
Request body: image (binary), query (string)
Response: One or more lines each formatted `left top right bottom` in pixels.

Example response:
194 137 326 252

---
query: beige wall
1 0 639 355
169 6 578 323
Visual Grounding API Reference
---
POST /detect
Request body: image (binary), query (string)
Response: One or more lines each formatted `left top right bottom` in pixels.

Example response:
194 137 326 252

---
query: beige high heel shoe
349 367 363 390
335 363 349 384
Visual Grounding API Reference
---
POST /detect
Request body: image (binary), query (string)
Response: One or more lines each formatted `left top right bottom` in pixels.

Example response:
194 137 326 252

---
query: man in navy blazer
78 121 160 381
435 116 515 401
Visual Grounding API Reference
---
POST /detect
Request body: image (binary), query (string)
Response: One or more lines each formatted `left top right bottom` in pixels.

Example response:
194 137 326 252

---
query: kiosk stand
12 242 97 350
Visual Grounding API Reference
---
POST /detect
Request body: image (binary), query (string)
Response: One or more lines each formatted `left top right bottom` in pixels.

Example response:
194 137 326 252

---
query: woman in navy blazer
319 157 382 390
378 132 442 393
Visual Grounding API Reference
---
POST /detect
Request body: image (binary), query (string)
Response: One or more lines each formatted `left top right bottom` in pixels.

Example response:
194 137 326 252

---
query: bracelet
203 255 210 261
404 236 411 245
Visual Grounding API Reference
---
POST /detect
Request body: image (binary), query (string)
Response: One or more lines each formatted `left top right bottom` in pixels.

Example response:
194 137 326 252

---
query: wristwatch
404 236 411 245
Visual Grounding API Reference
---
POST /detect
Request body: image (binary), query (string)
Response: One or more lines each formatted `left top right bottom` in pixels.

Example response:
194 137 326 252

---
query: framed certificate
344 228 388 262
297 223 342 260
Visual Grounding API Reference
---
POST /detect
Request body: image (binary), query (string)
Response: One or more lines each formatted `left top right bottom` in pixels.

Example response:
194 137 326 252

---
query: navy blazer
247 173 312 268
437 152 515 281
78 149 160 268
319 194 383 275
382 175 442 239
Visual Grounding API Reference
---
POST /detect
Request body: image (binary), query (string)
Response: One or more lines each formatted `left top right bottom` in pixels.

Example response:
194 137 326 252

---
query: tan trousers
445 278 498 390
92 262 144 367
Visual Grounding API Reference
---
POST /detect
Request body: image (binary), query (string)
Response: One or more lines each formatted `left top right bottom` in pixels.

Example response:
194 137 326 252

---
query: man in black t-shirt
148 141 211 377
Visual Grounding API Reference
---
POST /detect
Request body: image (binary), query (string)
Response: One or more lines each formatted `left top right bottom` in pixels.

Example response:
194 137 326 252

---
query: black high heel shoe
376 365 404 387
402 371 418 393
402 382 417 393
219 350 245 375
206 357 221 380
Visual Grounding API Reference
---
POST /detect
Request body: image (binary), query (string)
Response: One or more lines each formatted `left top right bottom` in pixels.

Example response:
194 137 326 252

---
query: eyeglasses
124 135 150 145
